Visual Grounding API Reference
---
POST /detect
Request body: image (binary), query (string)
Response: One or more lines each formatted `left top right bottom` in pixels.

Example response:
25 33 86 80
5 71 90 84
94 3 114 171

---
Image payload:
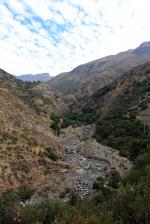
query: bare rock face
30 125 132 203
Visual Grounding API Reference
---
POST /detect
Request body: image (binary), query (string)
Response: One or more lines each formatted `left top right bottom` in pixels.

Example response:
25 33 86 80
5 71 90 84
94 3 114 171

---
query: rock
58 125 132 197
28 124 132 202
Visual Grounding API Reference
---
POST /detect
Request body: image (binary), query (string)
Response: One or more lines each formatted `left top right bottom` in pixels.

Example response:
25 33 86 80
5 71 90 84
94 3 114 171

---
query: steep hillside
1 65 150 224
62 63 150 159
0 69 66 115
49 42 150 101
0 69 65 191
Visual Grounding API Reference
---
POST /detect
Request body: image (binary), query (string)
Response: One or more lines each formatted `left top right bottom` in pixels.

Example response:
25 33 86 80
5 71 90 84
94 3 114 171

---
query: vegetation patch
16 186 35 202
39 146 59 161
50 113 61 135
1 152 150 224
95 109 150 160
59 187 72 199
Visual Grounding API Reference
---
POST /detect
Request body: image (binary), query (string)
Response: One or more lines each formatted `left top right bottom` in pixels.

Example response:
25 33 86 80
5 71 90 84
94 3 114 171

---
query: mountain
0 69 65 191
17 73 53 82
1 64 150 224
49 42 150 100
62 62 150 159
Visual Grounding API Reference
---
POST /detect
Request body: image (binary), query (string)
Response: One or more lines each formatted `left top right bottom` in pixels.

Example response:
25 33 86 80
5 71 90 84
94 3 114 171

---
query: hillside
62 63 150 159
0 69 65 191
1 62 150 224
49 42 150 102
1 63 150 224
26 62 150 202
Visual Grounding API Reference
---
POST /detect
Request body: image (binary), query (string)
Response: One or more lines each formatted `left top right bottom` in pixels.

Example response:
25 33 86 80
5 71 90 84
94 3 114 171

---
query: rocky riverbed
58 125 132 197
29 125 132 203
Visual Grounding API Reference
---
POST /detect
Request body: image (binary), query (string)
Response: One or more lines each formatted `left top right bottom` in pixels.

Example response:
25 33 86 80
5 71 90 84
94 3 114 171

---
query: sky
0 0 150 76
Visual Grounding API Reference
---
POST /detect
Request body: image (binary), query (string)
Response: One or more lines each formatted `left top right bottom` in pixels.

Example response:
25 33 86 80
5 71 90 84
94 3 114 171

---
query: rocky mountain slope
17 73 53 82
0 68 133 204
49 42 150 102
0 69 65 191
62 63 150 160
1 61 149 194
1 54 150 224
72 62 150 120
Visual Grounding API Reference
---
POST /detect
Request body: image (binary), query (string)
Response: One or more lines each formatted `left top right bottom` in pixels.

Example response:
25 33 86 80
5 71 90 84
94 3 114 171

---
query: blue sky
0 0 150 76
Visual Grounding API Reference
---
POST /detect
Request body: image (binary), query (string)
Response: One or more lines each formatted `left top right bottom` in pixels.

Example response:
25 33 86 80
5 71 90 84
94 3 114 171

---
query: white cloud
54 2 79 22
23 0 52 20
0 0 150 76
5 0 25 14
53 13 65 25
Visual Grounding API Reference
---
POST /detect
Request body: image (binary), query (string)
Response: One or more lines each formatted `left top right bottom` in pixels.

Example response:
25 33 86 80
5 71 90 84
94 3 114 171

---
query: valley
1 42 150 224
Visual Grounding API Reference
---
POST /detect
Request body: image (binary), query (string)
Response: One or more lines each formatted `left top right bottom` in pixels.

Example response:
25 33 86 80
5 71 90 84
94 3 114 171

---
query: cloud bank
0 0 150 76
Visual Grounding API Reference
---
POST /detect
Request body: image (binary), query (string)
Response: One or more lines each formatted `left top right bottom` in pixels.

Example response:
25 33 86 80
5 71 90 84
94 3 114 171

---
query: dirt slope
0 70 64 191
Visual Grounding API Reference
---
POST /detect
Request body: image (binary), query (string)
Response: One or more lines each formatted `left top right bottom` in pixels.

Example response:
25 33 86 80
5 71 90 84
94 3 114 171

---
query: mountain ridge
17 73 53 82
1 51 150 224
62 62 150 159
48 42 150 99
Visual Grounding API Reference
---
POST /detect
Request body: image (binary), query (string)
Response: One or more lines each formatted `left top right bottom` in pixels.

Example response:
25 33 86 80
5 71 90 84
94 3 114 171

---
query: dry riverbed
29 125 132 203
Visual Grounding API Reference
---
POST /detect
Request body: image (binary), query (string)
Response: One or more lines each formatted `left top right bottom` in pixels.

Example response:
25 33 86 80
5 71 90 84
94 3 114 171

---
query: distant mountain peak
17 73 53 82
138 41 150 48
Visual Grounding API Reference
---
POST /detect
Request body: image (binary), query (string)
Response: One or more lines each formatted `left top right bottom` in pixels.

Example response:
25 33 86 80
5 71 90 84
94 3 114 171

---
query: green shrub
44 147 59 161
107 170 121 189
16 186 35 202
93 181 102 190
69 191 79 206
50 113 61 135
0 192 19 224
59 188 71 199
